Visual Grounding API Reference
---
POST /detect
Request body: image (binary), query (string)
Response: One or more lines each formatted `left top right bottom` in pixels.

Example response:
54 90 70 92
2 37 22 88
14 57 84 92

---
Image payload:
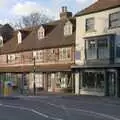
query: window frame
64 21 73 36
38 26 45 40
85 17 95 32
109 11 120 29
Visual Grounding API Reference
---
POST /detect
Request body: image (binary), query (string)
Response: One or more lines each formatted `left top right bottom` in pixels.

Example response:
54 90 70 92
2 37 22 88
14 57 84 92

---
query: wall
0 46 74 67
76 7 120 65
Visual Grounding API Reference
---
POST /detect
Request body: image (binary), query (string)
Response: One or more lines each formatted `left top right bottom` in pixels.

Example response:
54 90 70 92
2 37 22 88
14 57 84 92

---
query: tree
12 12 52 29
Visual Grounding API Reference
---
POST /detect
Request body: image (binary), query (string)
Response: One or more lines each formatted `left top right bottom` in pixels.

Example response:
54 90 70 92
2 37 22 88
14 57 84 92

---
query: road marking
68 107 120 120
0 103 63 120
46 102 120 120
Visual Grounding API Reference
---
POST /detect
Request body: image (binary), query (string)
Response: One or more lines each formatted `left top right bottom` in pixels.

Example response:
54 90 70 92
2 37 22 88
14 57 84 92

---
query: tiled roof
75 0 120 16
0 18 75 54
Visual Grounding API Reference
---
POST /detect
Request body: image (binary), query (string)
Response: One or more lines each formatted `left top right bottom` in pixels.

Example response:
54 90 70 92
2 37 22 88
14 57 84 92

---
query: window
0 36 3 47
82 72 104 92
34 50 43 62
59 47 72 60
86 17 95 32
64 21 73 36
8 54 16 63
88 40 96 48
109 11 120 28
86 37 109 60
17 31 22 44
116 42 120 57
15 53 21 63
38 26 45 40
98 38 108 48
87 40 97 60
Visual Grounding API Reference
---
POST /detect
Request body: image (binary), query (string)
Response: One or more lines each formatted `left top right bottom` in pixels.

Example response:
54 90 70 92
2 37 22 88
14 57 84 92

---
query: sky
0 0 96 25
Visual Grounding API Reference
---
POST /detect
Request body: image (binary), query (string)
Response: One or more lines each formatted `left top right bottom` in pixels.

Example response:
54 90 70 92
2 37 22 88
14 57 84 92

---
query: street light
33 57 36 95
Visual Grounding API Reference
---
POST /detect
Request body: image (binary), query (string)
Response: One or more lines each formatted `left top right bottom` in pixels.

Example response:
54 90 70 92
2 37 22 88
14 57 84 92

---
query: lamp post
33 57 36 95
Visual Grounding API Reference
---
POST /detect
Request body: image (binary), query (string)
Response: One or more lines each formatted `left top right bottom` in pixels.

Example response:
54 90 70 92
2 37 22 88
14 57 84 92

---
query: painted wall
76 7 120 65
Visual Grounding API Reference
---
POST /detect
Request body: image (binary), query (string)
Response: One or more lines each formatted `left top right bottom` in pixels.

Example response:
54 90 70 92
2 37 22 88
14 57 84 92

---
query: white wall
76 7 120 65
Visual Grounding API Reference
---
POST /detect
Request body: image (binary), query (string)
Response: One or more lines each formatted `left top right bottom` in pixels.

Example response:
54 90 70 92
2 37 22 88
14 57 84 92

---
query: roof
0 18 75 54
75 0 120 17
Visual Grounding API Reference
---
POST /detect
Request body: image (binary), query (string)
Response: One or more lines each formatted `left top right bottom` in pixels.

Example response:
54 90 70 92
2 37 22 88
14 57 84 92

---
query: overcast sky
0 0 96 24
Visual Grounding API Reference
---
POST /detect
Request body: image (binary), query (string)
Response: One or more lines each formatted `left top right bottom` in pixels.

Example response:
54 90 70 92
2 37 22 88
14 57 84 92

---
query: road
0 95 120 120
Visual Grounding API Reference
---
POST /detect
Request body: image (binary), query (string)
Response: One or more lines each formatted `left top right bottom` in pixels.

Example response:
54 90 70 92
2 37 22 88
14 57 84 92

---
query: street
0 95 120 120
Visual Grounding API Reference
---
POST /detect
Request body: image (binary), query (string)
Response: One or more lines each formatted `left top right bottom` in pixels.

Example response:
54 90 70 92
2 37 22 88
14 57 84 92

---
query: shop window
88 40 96 48
55 72 72 88
82 72 104 92
98 39 108 48
116 46 120 57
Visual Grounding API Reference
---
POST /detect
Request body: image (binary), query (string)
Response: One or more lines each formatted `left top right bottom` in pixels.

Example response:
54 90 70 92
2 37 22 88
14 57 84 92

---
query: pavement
0 93 120 120
0 92 120 105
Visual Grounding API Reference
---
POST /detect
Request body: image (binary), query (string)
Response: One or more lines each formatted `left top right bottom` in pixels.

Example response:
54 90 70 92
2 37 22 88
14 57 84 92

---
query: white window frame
59 47 72 61
64 21 73 36
8 54 16 62
38 26 45 40
33 50 43 62
86 17 95 32
0 36 3 47
17 31 22 44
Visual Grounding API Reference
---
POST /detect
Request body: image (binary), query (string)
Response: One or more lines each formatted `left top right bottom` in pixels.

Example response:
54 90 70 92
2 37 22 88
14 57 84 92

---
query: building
73 0 120 97
0 7 76 95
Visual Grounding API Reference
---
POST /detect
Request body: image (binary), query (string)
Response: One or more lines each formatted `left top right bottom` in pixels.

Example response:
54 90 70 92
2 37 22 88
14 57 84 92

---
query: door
108 72 116 96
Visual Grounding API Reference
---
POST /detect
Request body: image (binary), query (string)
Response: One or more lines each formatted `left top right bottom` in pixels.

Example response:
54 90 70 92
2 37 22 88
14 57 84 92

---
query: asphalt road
0 95 120 120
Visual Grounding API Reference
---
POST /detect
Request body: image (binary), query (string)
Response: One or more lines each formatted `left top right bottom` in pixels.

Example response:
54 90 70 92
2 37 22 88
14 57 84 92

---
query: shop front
46 72 72 93
74 67 120 97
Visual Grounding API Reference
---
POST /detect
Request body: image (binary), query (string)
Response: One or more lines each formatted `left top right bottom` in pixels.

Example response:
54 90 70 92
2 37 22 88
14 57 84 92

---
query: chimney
60 6 72 20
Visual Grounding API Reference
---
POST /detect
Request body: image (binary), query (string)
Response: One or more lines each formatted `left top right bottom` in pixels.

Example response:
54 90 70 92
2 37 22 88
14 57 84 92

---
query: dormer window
17 31 22 44
0 36 3 47
38 26 45 40
64 21 73 36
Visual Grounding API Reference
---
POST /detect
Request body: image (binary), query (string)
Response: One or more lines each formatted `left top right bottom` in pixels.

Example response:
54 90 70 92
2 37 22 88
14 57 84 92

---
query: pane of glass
98 39 108 47
86 18 94 31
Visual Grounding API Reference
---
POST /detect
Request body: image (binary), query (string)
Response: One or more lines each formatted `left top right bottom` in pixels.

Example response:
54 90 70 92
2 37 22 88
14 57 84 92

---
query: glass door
108 72 116 96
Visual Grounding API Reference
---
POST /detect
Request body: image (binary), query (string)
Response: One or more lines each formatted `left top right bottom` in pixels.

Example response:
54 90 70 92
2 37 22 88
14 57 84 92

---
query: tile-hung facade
0 7 75 94
72 0 120 97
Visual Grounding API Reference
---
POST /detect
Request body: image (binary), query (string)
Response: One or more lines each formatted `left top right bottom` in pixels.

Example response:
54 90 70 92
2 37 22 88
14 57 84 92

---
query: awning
0 64 72 73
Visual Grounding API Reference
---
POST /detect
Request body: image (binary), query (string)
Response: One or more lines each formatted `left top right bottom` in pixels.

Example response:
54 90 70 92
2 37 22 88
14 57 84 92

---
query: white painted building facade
74 2 120 97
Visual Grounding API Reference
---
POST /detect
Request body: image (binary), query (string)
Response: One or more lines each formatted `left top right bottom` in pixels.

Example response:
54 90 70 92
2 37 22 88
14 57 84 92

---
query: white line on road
46 102 120 120
0 103 63 120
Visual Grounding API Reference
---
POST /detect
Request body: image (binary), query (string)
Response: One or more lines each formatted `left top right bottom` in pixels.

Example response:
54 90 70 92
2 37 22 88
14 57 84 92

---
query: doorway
108 71 116 96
